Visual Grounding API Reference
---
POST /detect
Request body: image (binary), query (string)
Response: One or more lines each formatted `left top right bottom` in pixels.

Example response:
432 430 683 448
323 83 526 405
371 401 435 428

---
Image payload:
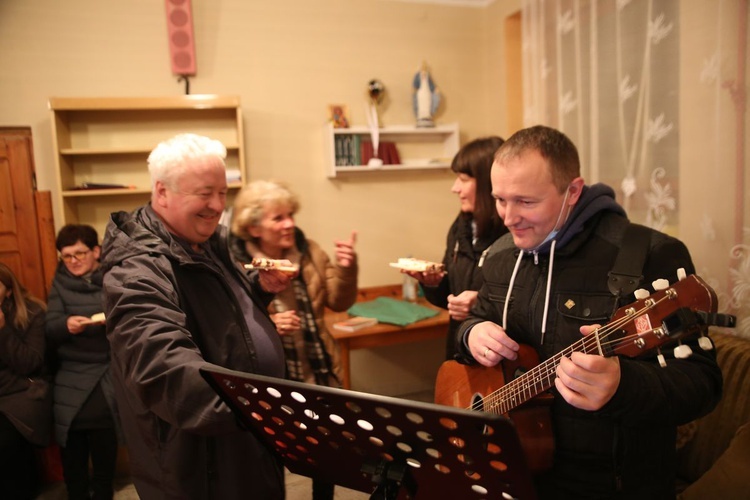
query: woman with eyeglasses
45 224 120 500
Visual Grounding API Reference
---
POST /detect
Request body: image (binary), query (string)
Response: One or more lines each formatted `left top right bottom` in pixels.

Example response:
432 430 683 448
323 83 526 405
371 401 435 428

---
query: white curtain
522 0 750 338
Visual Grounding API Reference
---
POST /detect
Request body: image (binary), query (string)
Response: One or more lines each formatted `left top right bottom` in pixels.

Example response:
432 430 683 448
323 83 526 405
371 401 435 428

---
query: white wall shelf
324 122 459 178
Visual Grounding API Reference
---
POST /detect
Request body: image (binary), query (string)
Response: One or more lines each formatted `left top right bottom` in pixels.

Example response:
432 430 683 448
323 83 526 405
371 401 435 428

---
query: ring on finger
483 347 491 357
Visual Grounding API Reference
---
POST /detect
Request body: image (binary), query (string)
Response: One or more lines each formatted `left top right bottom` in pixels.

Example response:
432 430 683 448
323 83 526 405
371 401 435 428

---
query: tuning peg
657 353 667 368
634 289 650 300
677 268 687 281
652 279 670 291
673 344 693 359
698 336 714 351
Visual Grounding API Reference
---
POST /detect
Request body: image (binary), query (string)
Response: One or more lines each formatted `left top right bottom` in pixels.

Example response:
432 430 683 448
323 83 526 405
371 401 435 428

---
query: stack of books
334 135 401 167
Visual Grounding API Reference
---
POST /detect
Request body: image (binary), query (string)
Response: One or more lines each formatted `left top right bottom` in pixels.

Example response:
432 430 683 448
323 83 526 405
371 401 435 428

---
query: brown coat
233 228 358 385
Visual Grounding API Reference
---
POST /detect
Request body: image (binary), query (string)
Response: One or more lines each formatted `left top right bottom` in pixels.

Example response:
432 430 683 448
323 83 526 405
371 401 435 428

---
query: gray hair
147 133 227 190
231 180 299 241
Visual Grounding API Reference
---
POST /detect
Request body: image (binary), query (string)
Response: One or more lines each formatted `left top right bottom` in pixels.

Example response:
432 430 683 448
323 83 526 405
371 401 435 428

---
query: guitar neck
483 338 590 414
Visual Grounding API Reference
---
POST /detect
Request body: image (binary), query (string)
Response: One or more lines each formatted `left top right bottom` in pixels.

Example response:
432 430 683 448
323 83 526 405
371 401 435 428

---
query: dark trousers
61 427 118 500
0 413 40 500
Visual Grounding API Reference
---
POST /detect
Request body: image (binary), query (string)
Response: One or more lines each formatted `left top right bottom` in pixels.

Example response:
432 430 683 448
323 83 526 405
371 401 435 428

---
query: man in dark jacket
454 125 722 499
100 133 291 499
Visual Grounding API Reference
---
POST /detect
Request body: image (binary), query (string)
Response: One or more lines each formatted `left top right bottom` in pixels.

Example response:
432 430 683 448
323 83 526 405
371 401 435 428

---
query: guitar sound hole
470 393 492 439
470 393 484 412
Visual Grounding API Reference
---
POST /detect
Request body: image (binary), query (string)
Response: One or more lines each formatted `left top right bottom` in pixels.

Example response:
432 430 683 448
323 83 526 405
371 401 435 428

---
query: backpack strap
608 223 651 297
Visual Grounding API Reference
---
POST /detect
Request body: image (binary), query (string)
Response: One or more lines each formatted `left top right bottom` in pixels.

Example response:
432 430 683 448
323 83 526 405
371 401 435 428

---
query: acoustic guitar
434 273 721 473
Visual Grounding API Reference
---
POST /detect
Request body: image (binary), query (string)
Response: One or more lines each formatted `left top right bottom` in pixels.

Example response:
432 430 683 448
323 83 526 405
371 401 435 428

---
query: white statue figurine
413 63 440 127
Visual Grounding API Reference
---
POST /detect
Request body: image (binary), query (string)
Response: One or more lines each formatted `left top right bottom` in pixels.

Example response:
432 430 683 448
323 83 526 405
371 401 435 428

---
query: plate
389 259 444 273
244 263 299 274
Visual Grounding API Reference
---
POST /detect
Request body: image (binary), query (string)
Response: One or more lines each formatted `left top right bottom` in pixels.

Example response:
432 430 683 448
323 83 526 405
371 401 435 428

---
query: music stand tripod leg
363 458 416 499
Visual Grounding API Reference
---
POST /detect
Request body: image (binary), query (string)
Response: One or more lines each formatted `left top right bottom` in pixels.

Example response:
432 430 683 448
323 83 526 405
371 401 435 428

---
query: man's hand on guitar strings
554 324 621 411
467 321 520 367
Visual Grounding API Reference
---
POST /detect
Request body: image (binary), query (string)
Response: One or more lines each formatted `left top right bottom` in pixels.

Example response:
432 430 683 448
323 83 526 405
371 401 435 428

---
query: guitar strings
471 293 672 413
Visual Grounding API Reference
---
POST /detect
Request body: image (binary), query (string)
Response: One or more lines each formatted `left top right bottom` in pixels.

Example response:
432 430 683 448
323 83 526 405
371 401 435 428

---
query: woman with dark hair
45 224 119 500
0 262 51 499
403 136 507 360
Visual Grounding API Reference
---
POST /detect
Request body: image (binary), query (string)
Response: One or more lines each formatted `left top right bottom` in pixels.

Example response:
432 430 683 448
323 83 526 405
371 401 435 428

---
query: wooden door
0 127 57 301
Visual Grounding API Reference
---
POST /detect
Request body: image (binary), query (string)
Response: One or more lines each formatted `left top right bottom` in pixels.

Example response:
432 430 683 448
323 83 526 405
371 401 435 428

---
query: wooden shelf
59 145 241 156
49 95 245 237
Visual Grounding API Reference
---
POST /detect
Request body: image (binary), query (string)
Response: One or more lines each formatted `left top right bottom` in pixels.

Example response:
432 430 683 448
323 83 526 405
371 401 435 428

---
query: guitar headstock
604 273 719 360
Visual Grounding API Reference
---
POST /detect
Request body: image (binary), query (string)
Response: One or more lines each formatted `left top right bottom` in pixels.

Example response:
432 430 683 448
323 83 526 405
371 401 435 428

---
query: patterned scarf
277 276 336 387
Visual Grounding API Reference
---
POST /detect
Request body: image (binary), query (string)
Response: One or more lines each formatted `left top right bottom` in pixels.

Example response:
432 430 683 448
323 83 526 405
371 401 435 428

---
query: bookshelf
48 95 245 236
324 122 460 178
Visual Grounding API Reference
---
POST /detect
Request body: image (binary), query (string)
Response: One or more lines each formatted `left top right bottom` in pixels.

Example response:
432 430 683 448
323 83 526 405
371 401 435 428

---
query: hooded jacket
422 213 508 360
455 184 722 498
100 205 285 500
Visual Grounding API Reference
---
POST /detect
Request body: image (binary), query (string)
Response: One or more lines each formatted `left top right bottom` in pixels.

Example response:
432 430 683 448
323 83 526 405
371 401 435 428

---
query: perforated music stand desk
200 367 536 500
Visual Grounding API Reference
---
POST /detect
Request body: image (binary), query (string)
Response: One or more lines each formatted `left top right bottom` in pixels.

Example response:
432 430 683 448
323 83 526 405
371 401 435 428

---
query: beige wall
0 0 522 396
0 0 523 288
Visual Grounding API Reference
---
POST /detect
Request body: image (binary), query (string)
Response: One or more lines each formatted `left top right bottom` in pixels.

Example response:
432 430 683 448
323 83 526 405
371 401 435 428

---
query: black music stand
200 366 536 500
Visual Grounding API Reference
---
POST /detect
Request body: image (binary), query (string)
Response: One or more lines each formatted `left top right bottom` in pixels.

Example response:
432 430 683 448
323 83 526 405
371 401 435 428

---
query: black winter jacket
455 184 722 499
45 263 118 446
100 205 285 500
0 300 52 447
422 213 507 359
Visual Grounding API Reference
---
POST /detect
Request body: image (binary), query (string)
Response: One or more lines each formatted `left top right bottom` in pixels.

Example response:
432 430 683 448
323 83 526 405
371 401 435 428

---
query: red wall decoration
164 0 196 76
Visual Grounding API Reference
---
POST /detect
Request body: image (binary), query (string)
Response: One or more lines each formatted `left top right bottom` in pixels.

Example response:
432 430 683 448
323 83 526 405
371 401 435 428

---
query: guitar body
434 344 554 473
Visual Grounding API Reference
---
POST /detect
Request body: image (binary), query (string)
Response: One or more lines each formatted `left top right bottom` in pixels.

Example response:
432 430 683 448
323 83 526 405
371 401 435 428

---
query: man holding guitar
445 126 723 498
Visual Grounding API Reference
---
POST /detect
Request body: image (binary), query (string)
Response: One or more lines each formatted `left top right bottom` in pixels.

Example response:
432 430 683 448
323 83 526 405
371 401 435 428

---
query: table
324 285 450 390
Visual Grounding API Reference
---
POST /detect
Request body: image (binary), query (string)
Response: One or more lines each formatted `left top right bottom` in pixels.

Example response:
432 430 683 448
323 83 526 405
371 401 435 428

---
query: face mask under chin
533 186 571 251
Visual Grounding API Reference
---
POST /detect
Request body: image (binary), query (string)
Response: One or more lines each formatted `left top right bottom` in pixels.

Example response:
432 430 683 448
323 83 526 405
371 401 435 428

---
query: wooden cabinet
48 95 245 237
0 127 57 300
324 123 460 178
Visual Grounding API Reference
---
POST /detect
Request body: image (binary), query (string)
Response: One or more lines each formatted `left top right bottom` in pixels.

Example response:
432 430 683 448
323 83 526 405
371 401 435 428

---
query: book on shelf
359 140 400 166
361 140 374 165
332 316 378 332
351 134 361 165
71 182 135 190
380 142 401 165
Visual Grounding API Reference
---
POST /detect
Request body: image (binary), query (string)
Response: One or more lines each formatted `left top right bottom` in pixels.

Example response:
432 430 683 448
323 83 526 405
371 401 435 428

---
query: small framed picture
328 104 350 128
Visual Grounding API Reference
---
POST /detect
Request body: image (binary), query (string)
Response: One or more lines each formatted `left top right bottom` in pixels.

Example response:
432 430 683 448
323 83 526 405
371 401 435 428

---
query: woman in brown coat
231 180 358 387
230 180 358 500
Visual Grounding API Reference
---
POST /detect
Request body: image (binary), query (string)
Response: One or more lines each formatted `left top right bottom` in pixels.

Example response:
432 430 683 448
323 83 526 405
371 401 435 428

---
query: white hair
147 133 227 190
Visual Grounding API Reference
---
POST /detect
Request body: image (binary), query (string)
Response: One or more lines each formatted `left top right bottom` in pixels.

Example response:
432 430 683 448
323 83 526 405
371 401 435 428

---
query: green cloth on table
347 297 438 327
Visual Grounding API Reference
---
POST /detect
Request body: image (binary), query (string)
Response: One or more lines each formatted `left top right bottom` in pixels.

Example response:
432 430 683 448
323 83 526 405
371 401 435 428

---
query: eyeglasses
60 250 91 263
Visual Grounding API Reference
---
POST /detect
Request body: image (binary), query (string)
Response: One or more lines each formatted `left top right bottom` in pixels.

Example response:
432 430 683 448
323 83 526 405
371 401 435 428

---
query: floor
37 390 433 500
38 470 370 500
